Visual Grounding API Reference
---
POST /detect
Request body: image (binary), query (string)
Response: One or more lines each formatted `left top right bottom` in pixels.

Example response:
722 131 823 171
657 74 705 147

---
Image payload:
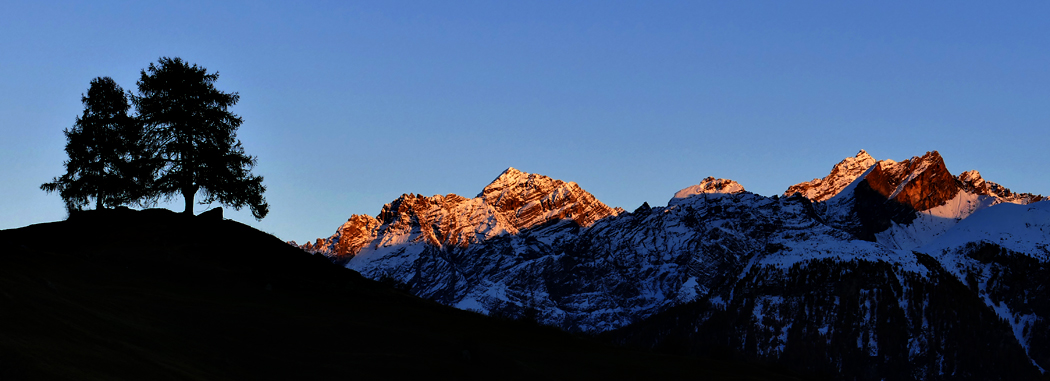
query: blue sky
3 1 1049 243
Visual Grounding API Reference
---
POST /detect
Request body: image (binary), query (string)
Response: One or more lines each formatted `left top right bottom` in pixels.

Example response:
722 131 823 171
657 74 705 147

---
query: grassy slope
0 209 797 380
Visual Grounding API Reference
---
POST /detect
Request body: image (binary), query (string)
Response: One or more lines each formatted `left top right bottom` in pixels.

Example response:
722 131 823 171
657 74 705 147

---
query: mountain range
296 150 1049 380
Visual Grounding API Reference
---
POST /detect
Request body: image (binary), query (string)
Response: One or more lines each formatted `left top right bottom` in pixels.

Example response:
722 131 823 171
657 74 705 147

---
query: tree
41 77 154 212
132 57 268 219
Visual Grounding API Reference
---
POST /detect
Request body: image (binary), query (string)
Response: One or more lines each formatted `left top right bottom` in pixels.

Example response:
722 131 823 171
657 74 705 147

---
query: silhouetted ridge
0 209 795 380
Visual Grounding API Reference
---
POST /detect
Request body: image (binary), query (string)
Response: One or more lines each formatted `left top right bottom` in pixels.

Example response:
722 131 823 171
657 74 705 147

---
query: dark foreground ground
0 208 799 380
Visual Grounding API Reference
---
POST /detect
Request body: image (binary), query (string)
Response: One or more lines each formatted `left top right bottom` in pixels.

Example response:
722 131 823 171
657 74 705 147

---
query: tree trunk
96 192 103 210
180 145 196 215
183 186 195 215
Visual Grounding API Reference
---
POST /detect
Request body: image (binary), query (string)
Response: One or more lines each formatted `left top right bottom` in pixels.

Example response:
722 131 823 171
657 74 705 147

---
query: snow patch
921 201 1050 259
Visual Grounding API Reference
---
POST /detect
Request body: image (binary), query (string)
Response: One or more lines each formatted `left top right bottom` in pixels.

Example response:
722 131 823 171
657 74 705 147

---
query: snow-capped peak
479 167 530 196
958 170 985 189
864 151 959 211
301 167 622 260
784 150 877 202
958 169 1046 205
480 168 620 229
671 177 745 205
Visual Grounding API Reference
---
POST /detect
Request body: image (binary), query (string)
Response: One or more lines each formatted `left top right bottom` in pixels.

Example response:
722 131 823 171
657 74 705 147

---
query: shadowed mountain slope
0 208 795 380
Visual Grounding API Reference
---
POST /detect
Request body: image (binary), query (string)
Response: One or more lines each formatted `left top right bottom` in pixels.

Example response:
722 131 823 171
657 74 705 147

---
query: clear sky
3 1 1049 244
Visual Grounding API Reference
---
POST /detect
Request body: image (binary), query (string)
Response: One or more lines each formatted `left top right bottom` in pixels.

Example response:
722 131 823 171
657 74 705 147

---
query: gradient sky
3 1 1049 244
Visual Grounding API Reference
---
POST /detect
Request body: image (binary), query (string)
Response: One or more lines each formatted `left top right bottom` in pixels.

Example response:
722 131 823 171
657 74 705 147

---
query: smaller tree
41 77 156 212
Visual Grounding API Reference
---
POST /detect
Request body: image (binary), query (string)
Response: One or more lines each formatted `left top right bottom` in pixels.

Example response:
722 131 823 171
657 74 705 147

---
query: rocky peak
863 151 959 211
332 215 380 258
784 150 877 201
300 168 622 259
299 214 381 263
671 177 745 205
958 170 1045 205
957 170 990 195
480 167 529 195
370 192 501 249
480 167 620 229
377 193 470 225
479 167 559 211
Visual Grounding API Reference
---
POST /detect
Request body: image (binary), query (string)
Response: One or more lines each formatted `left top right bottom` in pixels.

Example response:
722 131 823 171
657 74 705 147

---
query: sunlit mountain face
298 150 1049 380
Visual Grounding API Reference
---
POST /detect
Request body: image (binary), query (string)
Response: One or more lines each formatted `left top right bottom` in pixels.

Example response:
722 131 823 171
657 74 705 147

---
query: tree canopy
43 58 269 220
41 77 155 212
132 57 268 219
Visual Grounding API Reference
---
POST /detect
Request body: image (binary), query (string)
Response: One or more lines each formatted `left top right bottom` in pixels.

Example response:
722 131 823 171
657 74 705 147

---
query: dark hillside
0 209 795 380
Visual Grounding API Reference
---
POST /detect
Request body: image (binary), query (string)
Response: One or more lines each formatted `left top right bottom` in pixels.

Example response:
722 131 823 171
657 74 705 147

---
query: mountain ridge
294 150 1050 379
784 149 877 202
299 167 622 260
302 151 1043 262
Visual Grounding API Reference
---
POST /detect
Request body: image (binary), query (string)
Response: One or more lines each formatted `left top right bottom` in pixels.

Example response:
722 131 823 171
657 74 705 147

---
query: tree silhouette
41 77 155 212
133 57 268 219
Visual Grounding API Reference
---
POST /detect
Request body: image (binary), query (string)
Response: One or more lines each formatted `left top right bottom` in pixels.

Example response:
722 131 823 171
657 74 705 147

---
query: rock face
672 177 745 204
302 168 622 260
958 169 1045 205
843 151 960 241
862 151 960 211
480 168 620 229
788 150 1042 213
297 152 1049 379
302 214 380 264
790 150 1043 246
784 150 876 201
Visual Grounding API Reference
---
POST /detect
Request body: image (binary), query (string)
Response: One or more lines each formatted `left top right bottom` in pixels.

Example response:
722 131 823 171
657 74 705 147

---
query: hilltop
0 208 794 380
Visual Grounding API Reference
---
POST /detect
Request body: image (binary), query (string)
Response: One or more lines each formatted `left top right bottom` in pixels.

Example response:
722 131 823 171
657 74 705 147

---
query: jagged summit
305 153 1045 262
480 167 530 198
784 150 1046 248
302 168 621 261
862 151 959 211
480 167 564 207
787 150 1043 212
958 169 1045 204
672 177 745 204
958 170 986 191
479 167 620 229
784 150 876 202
